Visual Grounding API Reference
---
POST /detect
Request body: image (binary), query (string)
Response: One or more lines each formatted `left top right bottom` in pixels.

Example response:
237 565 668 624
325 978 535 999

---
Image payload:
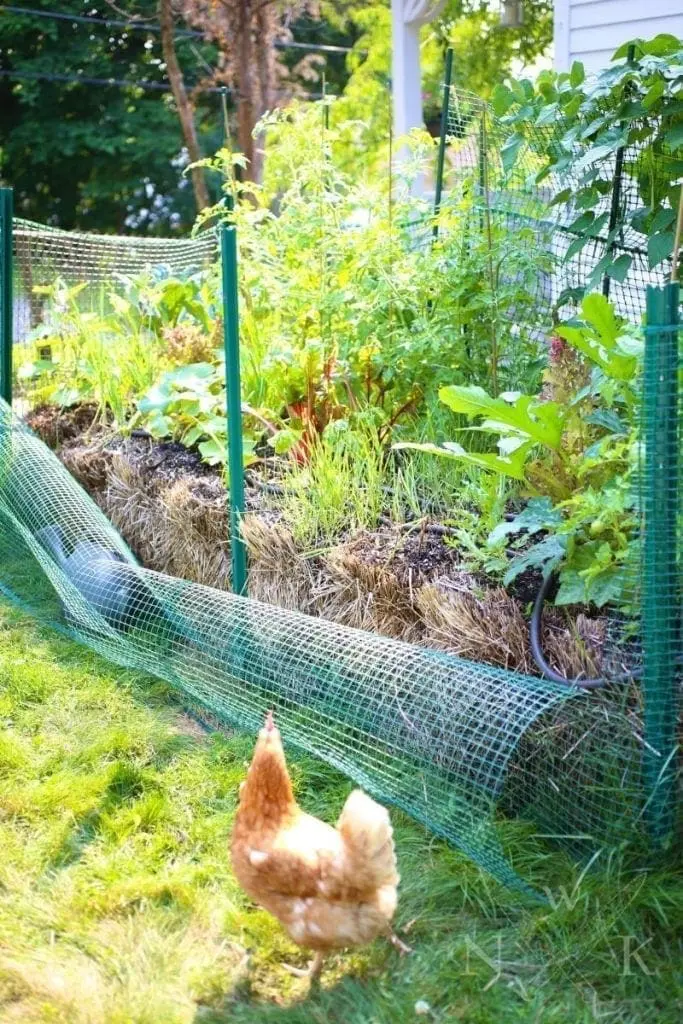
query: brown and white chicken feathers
230 711 406 977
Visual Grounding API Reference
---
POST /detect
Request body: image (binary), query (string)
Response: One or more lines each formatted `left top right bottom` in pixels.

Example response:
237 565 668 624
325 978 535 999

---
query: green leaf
651 207 676 232
500 133 524 174
144 411 174 439
197 437 227 466
503 536 566 587
583 292 629 345
558 323 637 380
665 124 683 151
487 498 560 546
641 33 681 56
394 440 534 481
557 294 643 382
550 188 573 207
438 385 565 450
569 61 585 88
615 333 644 357
613 39 644 60
565 234 591 261
647 230 674 269
52 386 84 407
567 211 595 235
584 409 627 434
168 362 215 384
491 84 514 116
573 142 623 174
138 382 172 414
268 428 303 455
555 570 586 605
642 79 665 109
586 567 624 607
182 423 206 446
605 254 632 284
563 95 582 119
17 359 55 380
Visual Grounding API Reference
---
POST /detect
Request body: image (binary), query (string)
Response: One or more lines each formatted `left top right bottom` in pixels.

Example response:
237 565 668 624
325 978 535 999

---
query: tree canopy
0 1 553 232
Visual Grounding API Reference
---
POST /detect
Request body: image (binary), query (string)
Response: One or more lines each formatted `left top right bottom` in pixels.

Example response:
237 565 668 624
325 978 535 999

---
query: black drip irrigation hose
530 571 640 690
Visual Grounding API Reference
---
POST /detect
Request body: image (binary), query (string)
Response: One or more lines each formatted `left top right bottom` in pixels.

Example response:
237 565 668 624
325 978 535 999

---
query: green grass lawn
0 597 681 1024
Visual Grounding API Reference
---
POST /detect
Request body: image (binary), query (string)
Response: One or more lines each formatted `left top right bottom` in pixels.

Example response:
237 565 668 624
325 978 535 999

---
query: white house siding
554 0 683 75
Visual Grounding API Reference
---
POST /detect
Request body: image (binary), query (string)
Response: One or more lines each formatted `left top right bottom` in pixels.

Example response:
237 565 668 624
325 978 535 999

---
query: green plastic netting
12 217 217 342
438 88 673 324
0 396 658 898
639 289 682 844
1 81 680 895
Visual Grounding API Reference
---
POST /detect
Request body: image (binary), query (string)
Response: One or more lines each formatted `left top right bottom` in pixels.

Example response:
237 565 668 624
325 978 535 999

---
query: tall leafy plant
398 293 643 606
492 34 683 288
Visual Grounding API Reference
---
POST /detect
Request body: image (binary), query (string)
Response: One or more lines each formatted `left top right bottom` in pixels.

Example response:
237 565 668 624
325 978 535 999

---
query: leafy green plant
493 34 683 287
193 104 555 442
494 445 639 608
399 293 643 607
280 426 386 547
399 293 639 486
136 363 258 470
16 279 166 425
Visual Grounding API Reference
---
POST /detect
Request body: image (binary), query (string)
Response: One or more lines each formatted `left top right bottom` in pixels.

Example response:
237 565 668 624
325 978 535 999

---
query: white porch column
391 0 446 139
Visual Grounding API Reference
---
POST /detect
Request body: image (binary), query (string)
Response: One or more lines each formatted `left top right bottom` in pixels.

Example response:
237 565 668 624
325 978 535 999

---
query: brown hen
230 710 409 980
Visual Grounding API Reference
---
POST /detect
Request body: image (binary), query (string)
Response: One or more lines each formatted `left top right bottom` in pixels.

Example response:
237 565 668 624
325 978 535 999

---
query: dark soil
26 402 105 449
342 525 463 586
107 432 219 486
506 566 544 607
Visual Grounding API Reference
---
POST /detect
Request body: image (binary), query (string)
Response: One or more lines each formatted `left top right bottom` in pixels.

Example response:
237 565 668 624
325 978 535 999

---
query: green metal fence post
432 48 454 242
0 187 13 406
221 194 248 595
642 282 680 844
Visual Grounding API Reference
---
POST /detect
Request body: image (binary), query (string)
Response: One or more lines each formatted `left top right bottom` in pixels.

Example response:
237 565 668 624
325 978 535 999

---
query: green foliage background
0 1 554 231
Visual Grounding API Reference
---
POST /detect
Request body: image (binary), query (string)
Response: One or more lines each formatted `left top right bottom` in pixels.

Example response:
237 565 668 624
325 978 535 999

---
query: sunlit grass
280 429 387 547
0 598 680 1023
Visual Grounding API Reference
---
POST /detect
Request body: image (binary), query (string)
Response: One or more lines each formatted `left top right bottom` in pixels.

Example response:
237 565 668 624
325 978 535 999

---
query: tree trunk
236 0 258 179
158 0 210 212
252 2 276 181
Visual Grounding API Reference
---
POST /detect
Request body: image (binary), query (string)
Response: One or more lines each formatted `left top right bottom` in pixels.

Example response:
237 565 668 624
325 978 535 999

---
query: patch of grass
0 598 681 1023
281 430 386 547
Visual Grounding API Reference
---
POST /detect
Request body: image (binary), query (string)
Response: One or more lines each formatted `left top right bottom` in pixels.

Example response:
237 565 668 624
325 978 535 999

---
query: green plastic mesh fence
639 285 682 843
439 88 672 324
0 395 657 897
12 218 217 341
0 83 680 893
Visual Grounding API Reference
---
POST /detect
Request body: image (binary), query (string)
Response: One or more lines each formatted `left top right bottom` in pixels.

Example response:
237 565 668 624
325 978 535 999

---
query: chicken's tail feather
337 790 398 890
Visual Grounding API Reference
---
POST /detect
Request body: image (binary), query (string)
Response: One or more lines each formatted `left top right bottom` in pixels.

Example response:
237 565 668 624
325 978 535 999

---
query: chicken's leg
282 952 324 980
388 931 413 956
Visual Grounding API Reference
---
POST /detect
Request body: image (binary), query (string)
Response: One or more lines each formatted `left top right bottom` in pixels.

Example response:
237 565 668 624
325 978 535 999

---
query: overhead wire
0 6 345 98
2 5 355 54
0 66 328 99
0 66 192 92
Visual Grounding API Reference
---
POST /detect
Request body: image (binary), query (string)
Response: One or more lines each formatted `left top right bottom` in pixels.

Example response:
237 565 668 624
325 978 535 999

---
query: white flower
414 1001 431 1016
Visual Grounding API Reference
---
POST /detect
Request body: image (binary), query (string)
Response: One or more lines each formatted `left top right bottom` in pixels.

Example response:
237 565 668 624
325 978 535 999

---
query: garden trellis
0 72 680 897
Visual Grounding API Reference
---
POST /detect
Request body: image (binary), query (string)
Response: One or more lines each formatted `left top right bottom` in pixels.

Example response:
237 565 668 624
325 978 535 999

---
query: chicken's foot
389 932 413 956
282 952 324 981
